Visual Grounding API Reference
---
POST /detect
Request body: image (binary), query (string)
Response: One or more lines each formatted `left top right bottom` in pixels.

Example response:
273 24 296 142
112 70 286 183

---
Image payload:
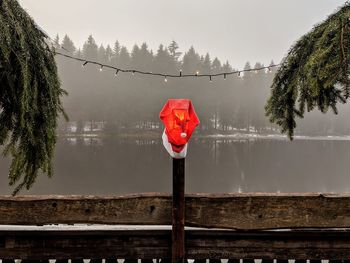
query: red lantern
159 99 200 157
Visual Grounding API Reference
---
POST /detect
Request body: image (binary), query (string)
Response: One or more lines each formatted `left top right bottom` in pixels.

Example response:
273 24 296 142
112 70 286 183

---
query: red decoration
159 99 200 153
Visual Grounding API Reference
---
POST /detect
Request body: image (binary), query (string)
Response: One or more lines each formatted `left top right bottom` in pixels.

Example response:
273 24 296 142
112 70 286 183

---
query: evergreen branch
0 0 67 195
266 2 350 139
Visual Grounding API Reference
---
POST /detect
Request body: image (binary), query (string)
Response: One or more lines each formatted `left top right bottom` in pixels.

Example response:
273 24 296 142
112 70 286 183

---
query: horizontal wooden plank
1 229 350 259
1 193 350 230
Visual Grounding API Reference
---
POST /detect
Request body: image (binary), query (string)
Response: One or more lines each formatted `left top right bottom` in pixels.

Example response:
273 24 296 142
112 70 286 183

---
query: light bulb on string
56 50 282 81
209 76 213 82
164 76 168 82
115 69 119 77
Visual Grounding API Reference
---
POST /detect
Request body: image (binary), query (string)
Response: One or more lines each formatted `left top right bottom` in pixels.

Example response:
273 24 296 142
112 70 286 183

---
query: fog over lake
2 1 350 195
1 137 350 195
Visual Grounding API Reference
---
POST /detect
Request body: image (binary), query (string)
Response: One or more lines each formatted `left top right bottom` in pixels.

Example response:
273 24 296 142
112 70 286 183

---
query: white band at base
162 129 188 159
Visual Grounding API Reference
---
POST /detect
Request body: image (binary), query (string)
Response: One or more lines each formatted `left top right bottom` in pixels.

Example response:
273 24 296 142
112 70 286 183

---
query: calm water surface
0 137 349 195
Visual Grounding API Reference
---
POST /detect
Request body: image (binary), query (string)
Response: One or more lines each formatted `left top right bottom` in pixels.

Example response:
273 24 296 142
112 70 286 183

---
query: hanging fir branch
266 2 350 139
0 0 67 195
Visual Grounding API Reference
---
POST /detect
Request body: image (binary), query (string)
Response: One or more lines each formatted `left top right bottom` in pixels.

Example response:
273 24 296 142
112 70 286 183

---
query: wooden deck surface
1 193 350 230
0 194 350 259
1 227 350 259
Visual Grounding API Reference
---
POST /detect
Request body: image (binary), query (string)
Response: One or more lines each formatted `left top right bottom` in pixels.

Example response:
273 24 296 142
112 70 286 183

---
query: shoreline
58 132 350 141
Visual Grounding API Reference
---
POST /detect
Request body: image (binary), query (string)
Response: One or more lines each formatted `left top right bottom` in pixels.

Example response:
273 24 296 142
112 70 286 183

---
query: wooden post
172 158 185 263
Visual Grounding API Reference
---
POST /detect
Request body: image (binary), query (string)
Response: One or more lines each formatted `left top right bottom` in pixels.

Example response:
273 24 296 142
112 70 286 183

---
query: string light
115 69 119 77
56 51 281 82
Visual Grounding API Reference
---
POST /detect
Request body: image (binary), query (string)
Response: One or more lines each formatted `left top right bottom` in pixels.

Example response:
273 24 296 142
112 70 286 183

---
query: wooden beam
172 158 185 263
1 229 350 259
1 193 350 230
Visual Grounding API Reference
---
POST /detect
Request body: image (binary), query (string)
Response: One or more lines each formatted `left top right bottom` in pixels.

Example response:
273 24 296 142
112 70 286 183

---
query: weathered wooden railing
1 193 350 261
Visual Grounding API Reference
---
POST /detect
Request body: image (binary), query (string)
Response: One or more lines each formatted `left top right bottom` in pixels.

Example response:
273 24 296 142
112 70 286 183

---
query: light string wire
47 18 350 81
47 34 281 80
54 47 281 81
49 15 350 81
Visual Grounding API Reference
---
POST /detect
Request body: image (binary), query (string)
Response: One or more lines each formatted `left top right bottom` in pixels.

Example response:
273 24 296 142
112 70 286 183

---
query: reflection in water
0 137 350 195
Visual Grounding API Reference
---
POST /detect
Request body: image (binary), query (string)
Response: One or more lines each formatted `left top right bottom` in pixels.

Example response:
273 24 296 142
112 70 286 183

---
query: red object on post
160 99 200 263
159 99 200 153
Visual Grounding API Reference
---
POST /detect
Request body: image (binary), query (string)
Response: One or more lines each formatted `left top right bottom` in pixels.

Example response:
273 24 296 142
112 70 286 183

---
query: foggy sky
19 0 345 68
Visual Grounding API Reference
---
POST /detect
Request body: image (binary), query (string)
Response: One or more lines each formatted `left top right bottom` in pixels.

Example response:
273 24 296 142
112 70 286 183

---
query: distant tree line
55 34 350 136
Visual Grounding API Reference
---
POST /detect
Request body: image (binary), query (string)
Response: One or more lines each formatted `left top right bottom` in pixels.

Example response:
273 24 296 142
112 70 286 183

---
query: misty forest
55 35 350 137
2 0 350 196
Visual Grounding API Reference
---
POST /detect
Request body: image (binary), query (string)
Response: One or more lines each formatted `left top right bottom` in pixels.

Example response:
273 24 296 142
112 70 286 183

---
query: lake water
0 136 350 195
